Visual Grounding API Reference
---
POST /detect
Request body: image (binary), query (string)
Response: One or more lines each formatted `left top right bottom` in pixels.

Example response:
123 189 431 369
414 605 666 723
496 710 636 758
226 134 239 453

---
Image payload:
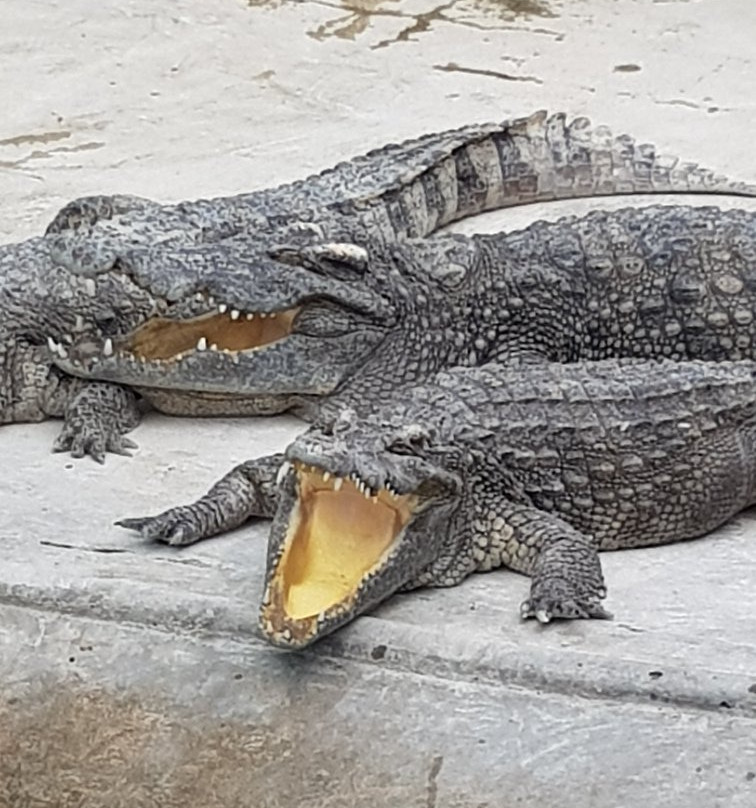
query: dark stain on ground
370 0 458 50
370 643 387 660
614 63 642 72
0 130 71 147
247 0 556 47
468 0 553 18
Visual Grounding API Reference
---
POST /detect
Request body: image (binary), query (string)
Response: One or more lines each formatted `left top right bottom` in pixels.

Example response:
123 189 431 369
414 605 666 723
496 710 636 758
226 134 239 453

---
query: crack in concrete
425 754 444 808
40 540 127 555
37 539 214 568
0 142 105 170
654 97 701 110
0 131 71 147
434 60 543 83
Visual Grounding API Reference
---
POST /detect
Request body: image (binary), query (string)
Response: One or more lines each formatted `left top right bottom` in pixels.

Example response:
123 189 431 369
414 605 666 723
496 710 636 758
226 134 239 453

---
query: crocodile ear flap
269 243 369 280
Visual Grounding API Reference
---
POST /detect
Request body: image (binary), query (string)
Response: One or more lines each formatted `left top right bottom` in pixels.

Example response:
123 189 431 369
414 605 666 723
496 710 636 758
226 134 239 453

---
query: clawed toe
520 596 613 623
115 510 199 546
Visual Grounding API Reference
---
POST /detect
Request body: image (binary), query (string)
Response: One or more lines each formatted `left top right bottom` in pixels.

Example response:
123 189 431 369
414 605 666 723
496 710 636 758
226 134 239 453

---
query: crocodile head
54 236 472 413
258 404 472 648
0 237 155 425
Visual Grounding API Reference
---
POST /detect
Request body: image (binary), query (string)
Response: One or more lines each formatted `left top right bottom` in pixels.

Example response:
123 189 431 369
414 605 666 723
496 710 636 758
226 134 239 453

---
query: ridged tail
300 110 756 240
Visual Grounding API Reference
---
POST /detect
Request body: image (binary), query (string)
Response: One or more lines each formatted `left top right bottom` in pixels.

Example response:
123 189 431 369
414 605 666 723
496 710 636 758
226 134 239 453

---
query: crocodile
46 109 750 273
120 357 756 647
11 110 745 457
57 204 756 426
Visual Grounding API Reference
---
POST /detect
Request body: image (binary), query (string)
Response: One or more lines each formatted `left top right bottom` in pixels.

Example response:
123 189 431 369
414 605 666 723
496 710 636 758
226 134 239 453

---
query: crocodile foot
117 508 209 547
520 583 612 623
520 531 611 623
54 382 141 463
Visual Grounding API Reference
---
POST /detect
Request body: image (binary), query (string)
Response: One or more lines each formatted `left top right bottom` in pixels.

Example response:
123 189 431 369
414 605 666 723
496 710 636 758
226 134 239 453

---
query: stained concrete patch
1 688 292 808
3 605 756 808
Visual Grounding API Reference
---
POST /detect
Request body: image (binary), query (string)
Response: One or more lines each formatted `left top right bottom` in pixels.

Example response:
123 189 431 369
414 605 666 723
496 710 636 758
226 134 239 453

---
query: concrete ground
2 0 756 805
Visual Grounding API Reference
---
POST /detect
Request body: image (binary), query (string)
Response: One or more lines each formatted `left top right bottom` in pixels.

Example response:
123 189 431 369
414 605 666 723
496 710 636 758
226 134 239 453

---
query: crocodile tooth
269 312 277 319
209 343 218 351
246 313 255 321
207 295 215 306
232 354 240 364
322 471 330 483
196 337 208 351
260 312 268 319
218 303 228 314
84 278 96 296
103 338 114 357
47 336 59 353
333 477 343 491
276 461 292 486
195 292 204 302
230 309 240 320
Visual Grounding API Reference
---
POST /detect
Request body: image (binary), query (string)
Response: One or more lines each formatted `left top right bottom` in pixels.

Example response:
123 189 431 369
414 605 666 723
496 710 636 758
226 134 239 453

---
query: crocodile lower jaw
259 462 418 647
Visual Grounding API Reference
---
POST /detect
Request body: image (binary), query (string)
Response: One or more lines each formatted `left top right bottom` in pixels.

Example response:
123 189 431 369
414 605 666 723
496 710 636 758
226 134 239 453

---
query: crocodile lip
125 306 300 361
259 462 418 648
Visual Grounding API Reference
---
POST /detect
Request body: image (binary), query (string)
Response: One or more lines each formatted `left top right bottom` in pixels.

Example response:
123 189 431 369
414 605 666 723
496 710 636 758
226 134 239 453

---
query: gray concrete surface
2 1 756 805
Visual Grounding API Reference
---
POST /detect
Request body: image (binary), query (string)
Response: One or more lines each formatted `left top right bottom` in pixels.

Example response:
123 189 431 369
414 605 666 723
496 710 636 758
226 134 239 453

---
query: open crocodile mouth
260 461 418 647
126 305 300 362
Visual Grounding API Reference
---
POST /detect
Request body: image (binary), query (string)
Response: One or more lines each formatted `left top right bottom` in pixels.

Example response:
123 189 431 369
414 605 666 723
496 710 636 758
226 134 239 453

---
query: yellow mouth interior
269 466 417 624
127 307 299 360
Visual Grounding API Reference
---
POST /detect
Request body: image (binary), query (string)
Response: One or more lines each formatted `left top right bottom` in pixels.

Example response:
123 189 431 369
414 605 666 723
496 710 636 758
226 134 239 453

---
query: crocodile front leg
52 381 141 462
409 501 610 623
519 518 610 623
116 454 283 546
